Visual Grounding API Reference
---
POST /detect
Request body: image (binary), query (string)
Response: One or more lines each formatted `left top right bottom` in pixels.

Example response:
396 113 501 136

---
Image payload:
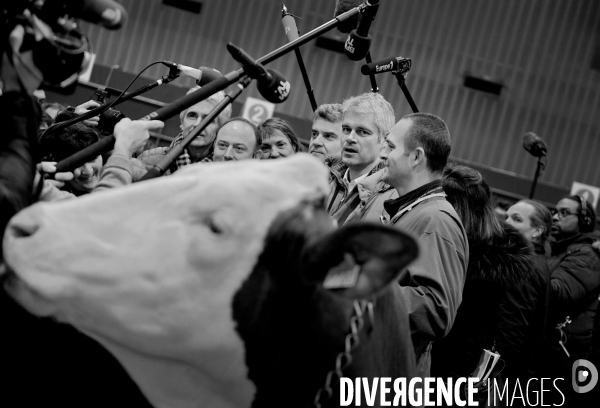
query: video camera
2 0 127 88
93 88 126 133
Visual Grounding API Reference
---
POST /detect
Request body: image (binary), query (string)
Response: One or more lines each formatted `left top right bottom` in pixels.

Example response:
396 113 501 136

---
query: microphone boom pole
44 69 180 137
364 52 379 92
53 3 368 173
140 76 253 180
282 5 317 111
394 71 419 113
529 157 545 199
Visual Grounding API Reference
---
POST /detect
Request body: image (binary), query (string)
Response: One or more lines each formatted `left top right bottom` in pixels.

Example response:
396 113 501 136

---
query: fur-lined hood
466 222 537 288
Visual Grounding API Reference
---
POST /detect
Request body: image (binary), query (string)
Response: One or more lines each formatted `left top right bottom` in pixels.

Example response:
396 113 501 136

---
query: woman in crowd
257 117 300 159
505 199 556 400
505 199 553 334
431 165 543 399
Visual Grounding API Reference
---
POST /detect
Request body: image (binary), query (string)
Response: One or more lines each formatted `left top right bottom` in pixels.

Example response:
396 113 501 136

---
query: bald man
212 117 262 162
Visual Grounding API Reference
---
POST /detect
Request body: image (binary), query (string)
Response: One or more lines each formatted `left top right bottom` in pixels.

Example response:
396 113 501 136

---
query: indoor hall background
81 0 600 190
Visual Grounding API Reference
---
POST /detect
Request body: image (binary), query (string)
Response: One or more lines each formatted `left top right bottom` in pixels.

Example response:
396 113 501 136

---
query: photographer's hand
113 118 165 157
33 162 74 192
74 101 101 127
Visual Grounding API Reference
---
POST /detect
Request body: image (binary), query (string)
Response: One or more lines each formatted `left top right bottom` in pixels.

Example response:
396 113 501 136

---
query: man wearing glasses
547 195 600 404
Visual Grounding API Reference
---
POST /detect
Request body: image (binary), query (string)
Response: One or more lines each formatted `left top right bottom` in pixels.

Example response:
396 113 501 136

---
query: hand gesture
113 118 165 157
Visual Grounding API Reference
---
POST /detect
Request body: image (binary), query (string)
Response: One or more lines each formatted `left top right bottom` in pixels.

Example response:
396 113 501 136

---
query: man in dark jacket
548 195 600 404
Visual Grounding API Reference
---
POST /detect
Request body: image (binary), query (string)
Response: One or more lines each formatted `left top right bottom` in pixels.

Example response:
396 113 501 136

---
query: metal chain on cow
311 299 374 408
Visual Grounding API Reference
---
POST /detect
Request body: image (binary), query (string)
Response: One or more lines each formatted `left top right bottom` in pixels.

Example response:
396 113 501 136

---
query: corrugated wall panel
81 0 600 188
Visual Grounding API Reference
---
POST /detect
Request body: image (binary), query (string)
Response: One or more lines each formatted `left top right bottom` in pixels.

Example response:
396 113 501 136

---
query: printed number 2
250 105 266 123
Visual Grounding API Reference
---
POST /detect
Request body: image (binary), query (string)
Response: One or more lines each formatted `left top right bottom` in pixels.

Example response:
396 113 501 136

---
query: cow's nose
2 205 48 278
3 205 46 260
7 209 41 239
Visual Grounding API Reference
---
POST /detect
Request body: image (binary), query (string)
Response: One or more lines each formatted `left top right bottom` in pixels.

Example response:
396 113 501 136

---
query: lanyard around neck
389 192 447 225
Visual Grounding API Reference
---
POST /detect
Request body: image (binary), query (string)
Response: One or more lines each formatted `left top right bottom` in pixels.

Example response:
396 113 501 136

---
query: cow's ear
302 223 419 299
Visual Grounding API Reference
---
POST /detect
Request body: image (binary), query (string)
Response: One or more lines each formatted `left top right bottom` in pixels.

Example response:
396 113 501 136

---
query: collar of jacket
328 161 391 191
329 162 348 184
551 232 598 256
467 222 537 287
383 179 443 218
170 132 184 147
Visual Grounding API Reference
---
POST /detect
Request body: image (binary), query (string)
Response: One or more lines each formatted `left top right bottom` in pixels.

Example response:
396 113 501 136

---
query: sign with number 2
242 96 275 125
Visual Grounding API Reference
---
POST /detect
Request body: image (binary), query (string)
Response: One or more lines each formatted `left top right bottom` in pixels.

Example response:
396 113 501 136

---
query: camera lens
98 108 126 133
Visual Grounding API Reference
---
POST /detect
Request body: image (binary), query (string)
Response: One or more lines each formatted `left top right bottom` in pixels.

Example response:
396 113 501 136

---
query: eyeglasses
551 208 577 219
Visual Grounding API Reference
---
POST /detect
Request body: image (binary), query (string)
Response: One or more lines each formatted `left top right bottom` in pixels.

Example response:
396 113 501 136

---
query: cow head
2 154 330 408
232 200 419 407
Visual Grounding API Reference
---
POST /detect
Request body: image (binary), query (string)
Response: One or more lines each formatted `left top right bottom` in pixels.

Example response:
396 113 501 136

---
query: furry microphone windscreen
334 0 363 33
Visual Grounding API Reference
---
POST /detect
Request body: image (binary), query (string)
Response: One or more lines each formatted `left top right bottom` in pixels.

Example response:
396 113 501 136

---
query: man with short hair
138 85 232 172
546 195 600 403
379 112 468 376
309 103 343 165
212 117 261 162
326 92 397 225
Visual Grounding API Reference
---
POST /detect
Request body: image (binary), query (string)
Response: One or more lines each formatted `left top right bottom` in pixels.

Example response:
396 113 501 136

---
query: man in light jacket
380 112 469 376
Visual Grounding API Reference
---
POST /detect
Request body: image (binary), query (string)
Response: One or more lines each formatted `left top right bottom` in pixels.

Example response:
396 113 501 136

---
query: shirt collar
384 179 443 217
343 169 369 192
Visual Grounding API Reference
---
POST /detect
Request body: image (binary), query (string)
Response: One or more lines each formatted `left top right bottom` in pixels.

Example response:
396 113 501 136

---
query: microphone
54 74 235 174
523 132 548 158
282 4 317 111
282 5 300 42
226 43 291 103
345 0 380 61
334 0 363 34
361 56 411 75
196 67 224 86
43 0 128 29
161 62 223 86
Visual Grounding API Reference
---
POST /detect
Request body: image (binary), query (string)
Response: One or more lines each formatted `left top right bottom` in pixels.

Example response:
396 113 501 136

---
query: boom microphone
227 43 291 103
523 132 548 158
160 62 223 86
196 67 224 86
42 0 128 29
345 0 379 61
54 74 235 174
361 56 411 75
282 6 300 42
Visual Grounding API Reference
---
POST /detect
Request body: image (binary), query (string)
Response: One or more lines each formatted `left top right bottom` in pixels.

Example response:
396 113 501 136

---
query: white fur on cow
2 154 330 408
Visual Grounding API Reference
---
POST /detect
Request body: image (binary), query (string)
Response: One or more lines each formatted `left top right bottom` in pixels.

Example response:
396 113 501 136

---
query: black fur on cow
233 200 419 408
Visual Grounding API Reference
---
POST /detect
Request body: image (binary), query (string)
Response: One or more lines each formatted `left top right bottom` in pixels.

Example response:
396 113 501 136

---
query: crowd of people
1 24 599 404
19 83 600 405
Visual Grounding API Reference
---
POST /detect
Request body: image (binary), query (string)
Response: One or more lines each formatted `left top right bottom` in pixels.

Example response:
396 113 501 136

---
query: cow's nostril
10 217 41 239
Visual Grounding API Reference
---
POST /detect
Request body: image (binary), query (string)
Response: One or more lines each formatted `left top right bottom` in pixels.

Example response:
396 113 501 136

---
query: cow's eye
204 215 231 235
206 218 223 234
